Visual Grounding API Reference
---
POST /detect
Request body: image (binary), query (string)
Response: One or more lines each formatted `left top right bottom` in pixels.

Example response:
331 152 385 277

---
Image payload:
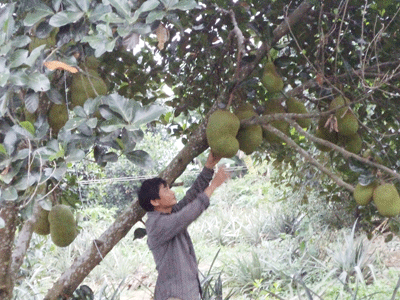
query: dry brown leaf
156 23 169 50
43 61 78 73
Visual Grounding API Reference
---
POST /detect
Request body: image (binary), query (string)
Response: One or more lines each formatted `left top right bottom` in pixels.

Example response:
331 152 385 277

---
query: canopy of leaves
1 0 400 240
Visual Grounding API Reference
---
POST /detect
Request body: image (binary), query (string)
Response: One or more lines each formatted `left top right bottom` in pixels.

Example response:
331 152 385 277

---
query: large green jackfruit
330 95 350 118
206 110 240 158
372 183 400 217
48 204 78 247
70 69 107 108
234 103 263 155
33 207 50 235
261 62 284 94
339 132 362 154
354 181 377 206
337 111 359 136
314 116 338 151
286 97 311 128
262 99 290 143
48 104 69 135
28 28 59 52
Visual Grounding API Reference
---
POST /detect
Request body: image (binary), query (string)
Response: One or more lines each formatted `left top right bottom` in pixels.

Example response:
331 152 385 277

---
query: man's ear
150 199 160 207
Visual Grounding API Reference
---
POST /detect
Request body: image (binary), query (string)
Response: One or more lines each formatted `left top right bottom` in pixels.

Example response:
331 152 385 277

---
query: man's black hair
138 177 167 212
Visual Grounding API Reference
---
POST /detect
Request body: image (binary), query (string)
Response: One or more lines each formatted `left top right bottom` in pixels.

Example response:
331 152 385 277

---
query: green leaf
20 121 35 136
2 186 18 201
146 10 166 23
103 152 118 162
160 0 179 9
74 0 91 12
65 149 85 163
14 174 38 191
27 72 51 92
125 150 154 168
44 164 67 180
171 0 198 10
24 4 54 26
9 49 29 68
49 11 84 27
105 93 135 122
64 117 87 131
25 44 46 67
86 118 98 128
11 35 31 48
24 92 39 113
0 57 10 87
0 144 6 155
108 0 131 19
132 0 160 23
128 105 166 129
88 4 112 23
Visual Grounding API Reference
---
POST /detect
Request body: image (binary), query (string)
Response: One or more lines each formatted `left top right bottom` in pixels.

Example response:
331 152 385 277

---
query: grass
16 164 400 300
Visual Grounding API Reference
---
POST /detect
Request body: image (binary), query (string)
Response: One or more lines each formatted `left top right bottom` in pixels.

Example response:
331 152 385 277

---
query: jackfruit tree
1 0 400 299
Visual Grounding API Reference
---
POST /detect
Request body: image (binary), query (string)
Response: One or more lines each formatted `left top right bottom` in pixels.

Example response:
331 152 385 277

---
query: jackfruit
330 95 350 118
48 103 69 135
48 204 78 247
28 28 59 52
354 181 377 206
339 133 362 154
337 111 358 136
234 103 263 155
261 62 284 94
372 183 400 217
70 69 107 108
286 97 311 128
314 128 333 152
262 99 290 143
206 110 240 158
33 207 50 235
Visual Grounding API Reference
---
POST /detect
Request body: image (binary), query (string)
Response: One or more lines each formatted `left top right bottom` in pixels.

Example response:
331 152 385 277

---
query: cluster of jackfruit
315 95 361 154
70 56 107 109
206 104 264 157
354 182 400 217
33 204 78 247
262 97 311 144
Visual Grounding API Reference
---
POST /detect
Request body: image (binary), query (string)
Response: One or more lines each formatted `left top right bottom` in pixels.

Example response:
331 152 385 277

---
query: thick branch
262 124 355 192
0 203 18 300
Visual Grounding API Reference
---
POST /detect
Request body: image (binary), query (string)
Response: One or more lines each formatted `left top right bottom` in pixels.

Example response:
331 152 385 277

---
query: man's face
151 183 176 212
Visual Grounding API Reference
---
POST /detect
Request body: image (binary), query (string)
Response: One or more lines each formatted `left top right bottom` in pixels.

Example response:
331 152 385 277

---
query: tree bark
44 2 314 299
0 202 18 300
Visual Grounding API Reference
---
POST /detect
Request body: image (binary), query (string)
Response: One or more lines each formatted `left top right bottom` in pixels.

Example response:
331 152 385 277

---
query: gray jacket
146 167 214 300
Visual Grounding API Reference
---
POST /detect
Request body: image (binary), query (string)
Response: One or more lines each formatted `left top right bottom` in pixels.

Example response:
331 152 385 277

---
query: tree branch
262 123 355 192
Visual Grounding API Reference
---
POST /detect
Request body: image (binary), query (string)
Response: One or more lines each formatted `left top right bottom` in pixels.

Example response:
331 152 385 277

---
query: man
137 151 230 300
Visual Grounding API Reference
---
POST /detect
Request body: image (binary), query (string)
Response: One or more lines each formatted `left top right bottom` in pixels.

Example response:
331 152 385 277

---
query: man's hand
204 151 221 169
204 165 230 198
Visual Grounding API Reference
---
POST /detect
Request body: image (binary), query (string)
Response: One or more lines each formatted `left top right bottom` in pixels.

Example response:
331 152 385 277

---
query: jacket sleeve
147 193 210 248
172 167 214 212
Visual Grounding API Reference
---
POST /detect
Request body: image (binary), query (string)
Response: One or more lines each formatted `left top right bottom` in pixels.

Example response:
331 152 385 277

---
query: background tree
1 0 400 299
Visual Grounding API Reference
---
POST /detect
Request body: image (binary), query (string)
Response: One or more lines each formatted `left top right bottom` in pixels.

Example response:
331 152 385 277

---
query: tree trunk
0 202 18 300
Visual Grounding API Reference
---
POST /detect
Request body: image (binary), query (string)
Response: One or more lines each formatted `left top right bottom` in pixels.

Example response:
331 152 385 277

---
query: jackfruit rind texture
286 97 311 128
261 62 284 94
339 133 362 154
330 95 350 118
33 207 50 235
234 104 263 155
48 204 77 247
354 182 377 206
373 183 400 217
262 99 290 143
70 69 107 108
337 112 359 136
48 103 69 135
206 110 240 158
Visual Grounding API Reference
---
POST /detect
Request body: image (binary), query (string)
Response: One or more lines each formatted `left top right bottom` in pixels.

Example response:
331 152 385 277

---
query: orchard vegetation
1 0 400 299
